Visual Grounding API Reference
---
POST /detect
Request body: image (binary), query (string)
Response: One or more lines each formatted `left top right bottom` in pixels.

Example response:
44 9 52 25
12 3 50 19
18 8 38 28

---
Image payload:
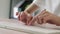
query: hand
16 11 33 25
28 9 59 25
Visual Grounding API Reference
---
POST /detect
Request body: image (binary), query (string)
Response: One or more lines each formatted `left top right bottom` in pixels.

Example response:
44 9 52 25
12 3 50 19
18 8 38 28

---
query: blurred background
0 0 33 19
0 0 10 18
0 0 60 19
10 0 33 18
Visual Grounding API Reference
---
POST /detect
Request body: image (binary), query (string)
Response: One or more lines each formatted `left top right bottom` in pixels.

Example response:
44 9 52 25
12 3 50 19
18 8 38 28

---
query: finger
26 16 33 25
19 12 21 20
39 14 49 24
40 12 49 19
42 17 47 24
18 14 20 20
35 9 46 20
36 17 40 24
37 16 43 24
19 12 26 22
16 12 19 16
39 9 46 16
42 16 51 24
28 17 36 26
19 12 22 19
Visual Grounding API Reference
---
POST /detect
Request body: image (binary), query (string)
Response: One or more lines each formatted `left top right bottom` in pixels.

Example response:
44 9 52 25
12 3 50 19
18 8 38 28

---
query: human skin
28 10 60 26
17 1 60 26
17 3 38 25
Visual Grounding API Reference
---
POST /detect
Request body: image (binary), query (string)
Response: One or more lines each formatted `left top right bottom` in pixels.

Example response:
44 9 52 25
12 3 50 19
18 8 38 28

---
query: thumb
26 16 32 25
28 17 36 25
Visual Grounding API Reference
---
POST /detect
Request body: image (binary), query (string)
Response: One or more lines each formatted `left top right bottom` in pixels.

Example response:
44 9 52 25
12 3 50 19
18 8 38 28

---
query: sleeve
32 0 45 7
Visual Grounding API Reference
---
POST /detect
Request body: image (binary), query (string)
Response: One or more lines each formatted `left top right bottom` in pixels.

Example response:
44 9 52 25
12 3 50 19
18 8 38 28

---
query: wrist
52 15 60 25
